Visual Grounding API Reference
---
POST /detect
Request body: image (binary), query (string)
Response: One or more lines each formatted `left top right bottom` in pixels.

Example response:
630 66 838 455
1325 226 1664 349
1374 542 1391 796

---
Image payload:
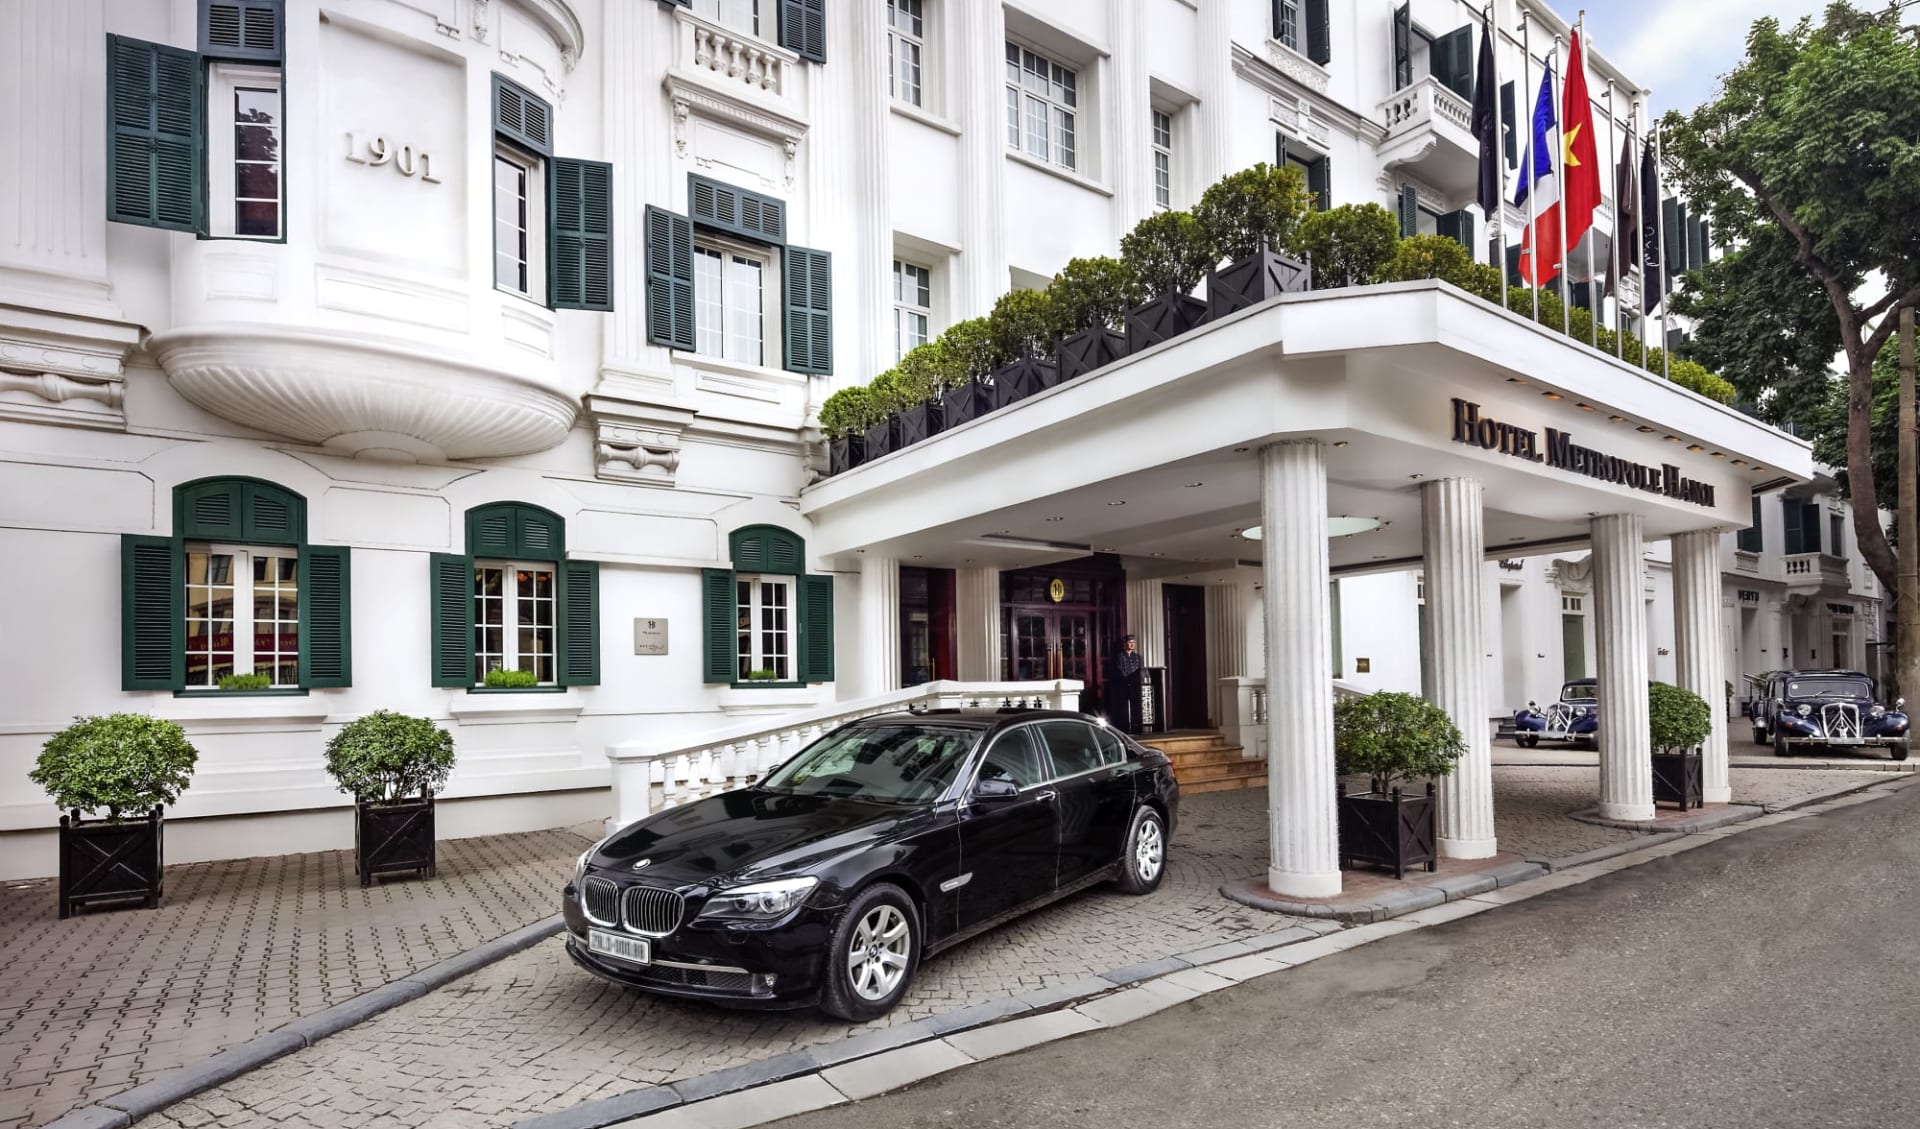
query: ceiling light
1636 426 1656 433
1507 377 1527 384
1687 444 1704 452
1509 536 1525 542
1732 459 1746 466
1409 473 1424 480
1372 555 1386 560
1711 452 1726 458
1233 446 1250 453
1577 403 1595 411
1753 466 1767 473
1542 392 1563 400
1107 500 1127 507
1185 481 1204 488
1609 415 1627 423
1332 441 1349 448
1152 552 1166 557
1045 516 1065 522
1665 435 1682 443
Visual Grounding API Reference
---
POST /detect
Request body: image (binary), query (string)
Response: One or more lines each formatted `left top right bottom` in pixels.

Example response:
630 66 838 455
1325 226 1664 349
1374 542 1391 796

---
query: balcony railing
1379 75 1474 139
1784 552 1850 587
1373 75 1478 194
674 8 791 96
1219 676 1366 763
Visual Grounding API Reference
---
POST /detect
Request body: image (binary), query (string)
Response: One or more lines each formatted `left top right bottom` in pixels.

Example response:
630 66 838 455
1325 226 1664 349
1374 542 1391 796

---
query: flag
1470 12 1500 216
1640 135 1664 312
1513 66 1559 286
1613 128 1639 287
1560 32 1602 258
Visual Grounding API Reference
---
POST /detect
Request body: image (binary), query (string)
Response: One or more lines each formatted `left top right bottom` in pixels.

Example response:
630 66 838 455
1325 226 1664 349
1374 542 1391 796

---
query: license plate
588 928 651 966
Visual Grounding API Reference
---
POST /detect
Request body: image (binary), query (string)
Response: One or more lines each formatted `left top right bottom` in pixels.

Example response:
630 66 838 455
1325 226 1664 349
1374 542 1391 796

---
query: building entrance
1000 558 1123 715
1163 583 1209 730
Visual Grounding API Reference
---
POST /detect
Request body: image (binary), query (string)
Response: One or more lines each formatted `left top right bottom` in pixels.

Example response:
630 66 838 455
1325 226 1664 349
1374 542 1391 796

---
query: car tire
818 882 919 1022
1519 735 1539 749
1775 729 1790 758
1892 739 1910 763
1114 806 1168 896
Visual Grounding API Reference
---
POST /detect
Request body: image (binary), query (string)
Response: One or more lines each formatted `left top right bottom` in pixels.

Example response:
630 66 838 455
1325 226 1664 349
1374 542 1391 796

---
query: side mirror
971 777 1020 804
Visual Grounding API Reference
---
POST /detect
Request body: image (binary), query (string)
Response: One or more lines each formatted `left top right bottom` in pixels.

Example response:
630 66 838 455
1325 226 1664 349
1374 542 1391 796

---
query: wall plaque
633 618 669 656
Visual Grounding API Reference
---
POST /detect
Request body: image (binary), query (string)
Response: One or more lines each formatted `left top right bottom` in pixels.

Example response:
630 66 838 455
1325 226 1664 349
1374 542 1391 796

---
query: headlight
1797 704 1812 718
573 849 592 887
1873 705 1887 718
695 876 819 923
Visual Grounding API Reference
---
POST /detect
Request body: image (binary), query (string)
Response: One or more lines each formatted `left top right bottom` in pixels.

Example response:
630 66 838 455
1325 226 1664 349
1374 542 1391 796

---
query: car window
1093 725 1128 767
977 726 1045 789
759 724 976 803
1786 677 1870 699
1037 720 1105 777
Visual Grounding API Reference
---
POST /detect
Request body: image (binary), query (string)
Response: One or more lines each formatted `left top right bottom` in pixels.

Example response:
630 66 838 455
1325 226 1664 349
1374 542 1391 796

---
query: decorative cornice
664 73 809 148
1230 42 1382 145
0 306 140 432
504 0 583 70
587 394 694 487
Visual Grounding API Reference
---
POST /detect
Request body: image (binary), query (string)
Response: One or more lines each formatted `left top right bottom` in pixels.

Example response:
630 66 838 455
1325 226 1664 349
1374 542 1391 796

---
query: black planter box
1057 328 1128 381
828 434 867 476
899 399 946 445
990 354 1058 409
1337 783 1438 879
1651 751 1704 811
356 792 437 886
862 414 901 461
59 808 163 918
941 379 994 428
1207 248 1312 320
1126 291 1210 354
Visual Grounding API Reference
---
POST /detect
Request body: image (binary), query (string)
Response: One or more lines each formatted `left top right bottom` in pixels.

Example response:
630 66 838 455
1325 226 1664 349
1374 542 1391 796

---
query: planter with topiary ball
1192 163 1315 318
1649 681 1710 811
325 710 456 885
30 714 199 917
1332 691 1464 878
1119 211 1217 354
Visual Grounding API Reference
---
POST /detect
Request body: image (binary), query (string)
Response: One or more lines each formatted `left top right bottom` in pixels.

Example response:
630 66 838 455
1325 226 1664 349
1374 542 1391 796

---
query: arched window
429 503 599 689
701 524 834 685
120 476 351 691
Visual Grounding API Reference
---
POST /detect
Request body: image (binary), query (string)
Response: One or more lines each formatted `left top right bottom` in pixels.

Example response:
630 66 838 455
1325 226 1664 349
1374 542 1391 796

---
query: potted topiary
1119 210 1217 352
30 714 198 917
1047 256 1142 380
895 341 954 445
1293 202 1400 290
1648 681 1710 811
936 317 999 428
1192 163 1314 317
985 289 1060 408
1332 691 1463 878
820 384 874 475
324 710 457 886
862 368 906 460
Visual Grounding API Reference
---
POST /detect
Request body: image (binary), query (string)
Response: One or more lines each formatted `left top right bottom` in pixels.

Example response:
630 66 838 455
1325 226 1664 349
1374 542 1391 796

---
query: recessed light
1753 466 1767 473
1636 426 1656 433
1409 473 1424 479
1185 481 1204 488
1665 435 1682 443
1152 552 1166 557
1332 441 1349 448
1542 392 1563 400
1045 516 1065 522
1711 452 1726 458
1509 536 1525 542
1233 446 1249 453
1577 403 1595 411
1107 500 1127 507
912 554 924 559
1608 415 1627 423
1687 444 1704 452
856 549 866 554
1372 555 1386 560
1732 459 1746 466
1507 377 1527 384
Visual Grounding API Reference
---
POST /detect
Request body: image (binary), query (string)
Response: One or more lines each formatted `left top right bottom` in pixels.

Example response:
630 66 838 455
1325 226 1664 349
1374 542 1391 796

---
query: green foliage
1047 256 1144 334
1332 691 1464 788
483 668 539 689
30 714 198 821
1119 210 1218 297
1647 682 1712 754
1382 234 1475 287
938 317 999 378
987 288 1059 361
218 673 271 691
324 709 457 804
895 341 959 404
1457 262 1506 304
818 384 876 440
745 668 779 680
1669 358 1739 404
1293 203 1399 289
1192 162 1312 262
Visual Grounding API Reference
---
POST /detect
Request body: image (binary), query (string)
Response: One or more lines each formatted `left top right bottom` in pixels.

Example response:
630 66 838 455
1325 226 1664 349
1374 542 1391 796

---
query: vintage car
1755 669 1909 760
1513 678 1599 748
561 709 1179 1019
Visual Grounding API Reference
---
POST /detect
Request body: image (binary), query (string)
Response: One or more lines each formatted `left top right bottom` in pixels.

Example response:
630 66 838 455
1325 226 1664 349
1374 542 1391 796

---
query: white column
1764 599 1787 668
602 0 674 374
1673 530 1731 803
846 0 893 382
1205 580 1249 728
1105 0 1152 229
955 0 1009 314
1260 441 1340 897
1194 0 1234 184
857 555 901 697
1125 577 1167 668
1422 478 1498 857
1592 514 1654 820
955 565 1001 681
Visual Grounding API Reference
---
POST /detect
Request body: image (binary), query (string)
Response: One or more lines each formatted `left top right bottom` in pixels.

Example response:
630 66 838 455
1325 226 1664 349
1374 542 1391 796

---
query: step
1166 746 1247 770
1171 758 1266 785
1139 732 1230 755
1183 772 1269 795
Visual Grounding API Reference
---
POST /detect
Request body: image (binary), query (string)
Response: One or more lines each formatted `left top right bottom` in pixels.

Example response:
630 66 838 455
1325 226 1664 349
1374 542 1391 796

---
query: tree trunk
1848 344 1900 596
1899 308 1918 704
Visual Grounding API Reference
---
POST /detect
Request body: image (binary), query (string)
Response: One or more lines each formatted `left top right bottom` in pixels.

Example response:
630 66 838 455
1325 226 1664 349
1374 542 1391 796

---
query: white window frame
1274 0 1300 51
1151 108 1173 212
691 230 783 369
736 574 797 682
693 0 759 37
184 543 300 688
473 559 559 687
887 0 926 108
893 259 932 360
1005 41 1078 171
492 141 546 300
206 63 284 240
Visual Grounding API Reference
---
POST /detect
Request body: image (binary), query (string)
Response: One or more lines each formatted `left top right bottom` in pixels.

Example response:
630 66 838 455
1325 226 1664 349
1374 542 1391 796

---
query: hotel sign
1450 399 1717 508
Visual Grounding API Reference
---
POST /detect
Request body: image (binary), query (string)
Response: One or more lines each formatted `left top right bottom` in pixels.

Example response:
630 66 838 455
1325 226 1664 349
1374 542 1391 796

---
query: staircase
1139 730 1266 794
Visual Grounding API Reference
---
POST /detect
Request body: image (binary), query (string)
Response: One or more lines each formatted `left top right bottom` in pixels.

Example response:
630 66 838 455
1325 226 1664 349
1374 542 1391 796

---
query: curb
1566 803 1765 833
1217 861 1546 922
1762 773 1897 813
41 914 566 1129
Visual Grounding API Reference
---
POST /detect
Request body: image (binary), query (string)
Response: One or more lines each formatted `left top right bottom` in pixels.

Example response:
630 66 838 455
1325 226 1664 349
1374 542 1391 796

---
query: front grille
580 876 620 926
1547 704 1576 731
1823 703 1861 739
640 964 755 993
621 885 686 936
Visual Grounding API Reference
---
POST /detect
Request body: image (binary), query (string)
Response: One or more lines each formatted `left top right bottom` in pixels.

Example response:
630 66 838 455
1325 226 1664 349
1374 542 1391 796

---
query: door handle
1034 789 1057 804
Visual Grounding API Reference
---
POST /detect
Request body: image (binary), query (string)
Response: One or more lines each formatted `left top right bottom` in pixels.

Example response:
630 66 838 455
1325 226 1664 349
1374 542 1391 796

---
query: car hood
591 789 911 886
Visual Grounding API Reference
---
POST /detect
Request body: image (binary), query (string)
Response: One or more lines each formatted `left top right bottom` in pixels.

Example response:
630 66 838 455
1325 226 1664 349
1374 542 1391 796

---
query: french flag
1512 66 1561 286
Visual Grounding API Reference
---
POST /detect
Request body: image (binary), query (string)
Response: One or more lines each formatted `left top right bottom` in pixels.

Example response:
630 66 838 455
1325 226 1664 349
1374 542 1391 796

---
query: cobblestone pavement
0 825 594 1129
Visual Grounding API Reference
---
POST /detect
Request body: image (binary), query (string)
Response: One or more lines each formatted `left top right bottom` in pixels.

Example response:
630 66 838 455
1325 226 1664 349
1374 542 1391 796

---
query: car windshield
1559 684 1595 702
757 724 977 804
1786 677 1871 700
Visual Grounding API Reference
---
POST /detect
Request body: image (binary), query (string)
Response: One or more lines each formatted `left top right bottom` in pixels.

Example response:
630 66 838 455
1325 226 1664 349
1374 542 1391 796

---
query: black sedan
562 709 1179 1020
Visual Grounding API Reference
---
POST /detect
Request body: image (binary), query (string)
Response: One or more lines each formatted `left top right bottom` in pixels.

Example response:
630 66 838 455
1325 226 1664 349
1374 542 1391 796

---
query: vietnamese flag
1560 31 1602 256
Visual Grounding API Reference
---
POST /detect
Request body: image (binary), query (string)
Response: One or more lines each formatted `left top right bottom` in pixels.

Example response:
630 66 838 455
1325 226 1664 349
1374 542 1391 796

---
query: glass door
1057 613 1091 684
1012 612 1050 680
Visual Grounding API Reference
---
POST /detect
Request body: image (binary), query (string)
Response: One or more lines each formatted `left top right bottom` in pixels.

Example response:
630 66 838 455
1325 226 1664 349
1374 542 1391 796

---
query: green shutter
799 573 834 684
1662 198 1683 270
299 545 351 687
107 35 203 233
1307 0 1331 66
1438 208 1475 254
559 559 600 686
201 0 283 62
688 174 787 243
1391 3 1411 87
550 158 613 311
465 502 562 562
1685 213 1705 272
1738 496 1763 553
783 245 833 375
122 534 184 691
645 206 696 350
1432 25 1474 101
492 73 552 156
1805 502 1823 555
176 478 304 544
778 0 826 63
729 524 805 576
1397 185 1418 237
1500 81 1516 166
703 568 738 683
1308 155 1330 211
430 553 474 687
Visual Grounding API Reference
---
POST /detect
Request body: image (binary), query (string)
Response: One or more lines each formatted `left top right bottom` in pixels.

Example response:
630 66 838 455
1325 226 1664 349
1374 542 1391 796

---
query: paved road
772 782 1920 1129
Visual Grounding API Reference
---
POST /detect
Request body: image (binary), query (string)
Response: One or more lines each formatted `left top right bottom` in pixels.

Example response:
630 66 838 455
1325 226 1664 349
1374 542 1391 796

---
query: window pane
1006 84 1020 147
1038 720 1105 776
1025 94 1048 158
493 157 529 292
694 247 725 357
725 254 764 365
979 727 1045 788
1056 107 1075 168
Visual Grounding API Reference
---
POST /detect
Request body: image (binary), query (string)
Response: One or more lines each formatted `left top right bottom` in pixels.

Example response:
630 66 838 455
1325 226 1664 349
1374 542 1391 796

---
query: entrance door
1163 584 1209 730
1008 610 1093 683
1562 614 1587 681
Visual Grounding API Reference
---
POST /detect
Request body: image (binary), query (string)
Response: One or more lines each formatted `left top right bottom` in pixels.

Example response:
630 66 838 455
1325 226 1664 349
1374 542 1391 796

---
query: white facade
0 0 1777 880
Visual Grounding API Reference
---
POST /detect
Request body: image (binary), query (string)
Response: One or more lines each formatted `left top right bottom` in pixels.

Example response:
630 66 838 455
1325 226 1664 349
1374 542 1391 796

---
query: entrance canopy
800 281 1811 572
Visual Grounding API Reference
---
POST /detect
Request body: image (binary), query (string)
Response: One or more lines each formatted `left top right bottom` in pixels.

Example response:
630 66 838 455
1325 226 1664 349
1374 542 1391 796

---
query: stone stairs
1139 730 1266 794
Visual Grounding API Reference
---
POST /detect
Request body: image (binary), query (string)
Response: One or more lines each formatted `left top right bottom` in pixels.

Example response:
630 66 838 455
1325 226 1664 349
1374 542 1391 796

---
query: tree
1293 203 1399 289
1118 210 1218 296
1661 4 1920 597
1192 162 1312 262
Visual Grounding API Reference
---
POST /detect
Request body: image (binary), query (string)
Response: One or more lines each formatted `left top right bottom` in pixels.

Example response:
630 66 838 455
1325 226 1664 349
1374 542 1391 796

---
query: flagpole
1655 119 1671 381
1488 3 1508 312
1521 10 1537 324
1607 75 1622 357
1551 34 1570 335
1581 17 1598 348
1638 100 1649 372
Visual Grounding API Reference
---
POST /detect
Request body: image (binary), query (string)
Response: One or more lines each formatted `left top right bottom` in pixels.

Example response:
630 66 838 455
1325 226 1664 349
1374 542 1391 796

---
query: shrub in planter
1332 692 1463 878
1382 233 1478 287
1649 681 1711 811
32 714 198 916
1048 256 1140 380
1193 162 1313 264
819 384 875 474
1120 211 1216 353
1205 245 1312 320
990 351 1059 409
860 369 906 457
218 672 271 691
1294 203 1400 290
483 668 539 689
325 710 456 885
986 289 1060 364
896 343 954 443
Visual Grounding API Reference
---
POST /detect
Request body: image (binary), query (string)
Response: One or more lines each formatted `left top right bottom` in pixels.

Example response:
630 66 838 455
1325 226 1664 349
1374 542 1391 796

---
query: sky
1582 0 1830 113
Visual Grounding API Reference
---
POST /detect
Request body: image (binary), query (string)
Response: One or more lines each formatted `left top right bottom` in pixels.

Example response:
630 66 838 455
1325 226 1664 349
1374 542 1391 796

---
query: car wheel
818 883 918 1022
1519 735 1539 749
1752 726 1768 746
1115 806 1167 895
1892 739 1910 763
1775 729 1790 758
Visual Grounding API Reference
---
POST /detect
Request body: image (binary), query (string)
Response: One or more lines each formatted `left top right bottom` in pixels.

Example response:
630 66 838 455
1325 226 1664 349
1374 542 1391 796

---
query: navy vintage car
1755 669 1909 760
1513 678 1599 748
